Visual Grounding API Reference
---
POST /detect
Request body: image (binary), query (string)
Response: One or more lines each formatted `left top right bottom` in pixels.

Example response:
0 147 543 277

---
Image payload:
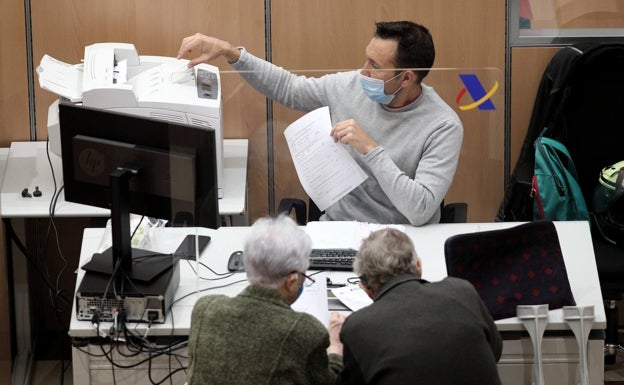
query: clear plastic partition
68 66 503 326
217 67 504 223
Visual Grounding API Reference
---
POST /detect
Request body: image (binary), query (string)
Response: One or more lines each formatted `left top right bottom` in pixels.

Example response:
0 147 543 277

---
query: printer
38 42 225 198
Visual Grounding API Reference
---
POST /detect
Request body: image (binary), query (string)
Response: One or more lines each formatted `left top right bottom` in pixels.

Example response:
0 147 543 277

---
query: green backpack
531 136 590 222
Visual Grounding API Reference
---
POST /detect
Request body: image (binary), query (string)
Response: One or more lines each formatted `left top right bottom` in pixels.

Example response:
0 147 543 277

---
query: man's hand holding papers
284 106 368 211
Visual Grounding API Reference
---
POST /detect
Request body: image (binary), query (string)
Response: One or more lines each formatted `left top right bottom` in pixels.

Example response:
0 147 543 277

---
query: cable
79 250 190 384
183 258 236 279
2 218 72 305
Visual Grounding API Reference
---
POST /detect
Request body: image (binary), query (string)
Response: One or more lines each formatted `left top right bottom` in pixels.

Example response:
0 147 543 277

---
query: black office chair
444 220 576 320
277 197 467 225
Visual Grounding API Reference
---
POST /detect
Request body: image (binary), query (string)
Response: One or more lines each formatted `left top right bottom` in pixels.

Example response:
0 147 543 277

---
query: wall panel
24 0 268 364
0 0 30 144
30 0 269 221
0 0 28 382
271 0 506 222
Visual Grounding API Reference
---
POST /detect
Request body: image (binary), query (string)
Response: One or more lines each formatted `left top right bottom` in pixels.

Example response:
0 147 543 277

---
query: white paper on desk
36 54 83 102
306 221 406 250
292 272 330 326
284 106 367 211
331 284 373 312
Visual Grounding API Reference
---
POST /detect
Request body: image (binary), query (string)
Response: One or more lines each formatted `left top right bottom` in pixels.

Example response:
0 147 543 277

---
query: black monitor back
59 102 220 229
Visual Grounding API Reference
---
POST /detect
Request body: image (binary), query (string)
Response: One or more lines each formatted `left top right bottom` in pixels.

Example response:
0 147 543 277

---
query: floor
31 360 72 385
27 349 624 385
606 349 624 384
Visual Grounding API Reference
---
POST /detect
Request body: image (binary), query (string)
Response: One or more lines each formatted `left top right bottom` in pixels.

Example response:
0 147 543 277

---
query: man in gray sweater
178 21 463 225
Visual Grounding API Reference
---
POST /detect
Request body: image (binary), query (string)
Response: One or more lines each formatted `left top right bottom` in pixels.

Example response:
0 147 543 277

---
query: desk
0 139 248 384
0 139 249 221
69 221 605 385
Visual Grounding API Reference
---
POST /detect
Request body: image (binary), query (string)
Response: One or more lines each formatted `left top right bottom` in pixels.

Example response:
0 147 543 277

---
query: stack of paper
330 284 373 311
292 272 330 325
36 54 83 102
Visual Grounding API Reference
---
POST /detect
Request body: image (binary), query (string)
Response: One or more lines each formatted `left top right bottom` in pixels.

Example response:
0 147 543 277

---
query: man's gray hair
243 214 311 287
354 228 420 286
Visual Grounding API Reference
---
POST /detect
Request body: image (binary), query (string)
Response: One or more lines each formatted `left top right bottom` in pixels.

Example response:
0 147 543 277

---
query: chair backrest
440 201 468 223
278 198 468 224
444 220 576 320
496 43 624 296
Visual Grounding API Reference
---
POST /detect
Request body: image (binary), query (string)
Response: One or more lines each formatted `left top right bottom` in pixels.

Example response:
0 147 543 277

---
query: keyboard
309 248 357 271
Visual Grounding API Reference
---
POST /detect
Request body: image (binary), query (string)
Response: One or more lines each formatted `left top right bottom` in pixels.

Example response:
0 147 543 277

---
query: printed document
284 106 367 211
292 272 330 325
331 283 373 312
36 55 83 102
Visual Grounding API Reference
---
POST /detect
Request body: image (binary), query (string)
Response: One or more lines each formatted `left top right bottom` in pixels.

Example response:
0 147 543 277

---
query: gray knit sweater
232 48 463 225
187 285 342 385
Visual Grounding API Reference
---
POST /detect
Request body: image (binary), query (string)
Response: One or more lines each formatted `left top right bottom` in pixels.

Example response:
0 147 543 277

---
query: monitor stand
80 167 176 287
81 248 176 282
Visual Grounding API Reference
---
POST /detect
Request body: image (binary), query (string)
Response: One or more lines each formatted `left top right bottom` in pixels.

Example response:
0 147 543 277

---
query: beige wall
5 0 509 227
29 0 270 221
270 0 506 222
22 0 509 225
0 0 27 383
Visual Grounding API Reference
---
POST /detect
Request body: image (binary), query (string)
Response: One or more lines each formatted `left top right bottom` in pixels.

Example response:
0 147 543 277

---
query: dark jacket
338 274 502 385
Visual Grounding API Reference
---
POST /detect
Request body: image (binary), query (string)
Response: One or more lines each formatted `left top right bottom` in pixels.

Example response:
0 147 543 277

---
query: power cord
2 218 72 305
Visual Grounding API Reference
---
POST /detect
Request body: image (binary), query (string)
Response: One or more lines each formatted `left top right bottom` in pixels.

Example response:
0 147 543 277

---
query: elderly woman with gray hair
338 228 502 385
187 215 344 385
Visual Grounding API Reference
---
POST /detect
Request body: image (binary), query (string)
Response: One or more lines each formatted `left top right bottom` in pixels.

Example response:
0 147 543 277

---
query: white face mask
359 71 404 105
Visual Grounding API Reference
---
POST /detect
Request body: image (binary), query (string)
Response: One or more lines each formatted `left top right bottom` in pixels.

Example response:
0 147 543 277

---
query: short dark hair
374 21 435 82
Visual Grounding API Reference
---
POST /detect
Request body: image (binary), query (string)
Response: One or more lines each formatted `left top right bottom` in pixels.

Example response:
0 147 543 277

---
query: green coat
188 285 342 385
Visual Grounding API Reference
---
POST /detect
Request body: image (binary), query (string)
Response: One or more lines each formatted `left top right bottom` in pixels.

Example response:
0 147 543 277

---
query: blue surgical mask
295 283 304 300
359 72 404 105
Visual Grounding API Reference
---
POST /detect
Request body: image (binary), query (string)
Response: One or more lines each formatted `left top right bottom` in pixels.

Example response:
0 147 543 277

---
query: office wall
0 1 27 383
270 0 506 222
20 0 507 225
29 0 270 221
0 0 30 144
0 0 267 378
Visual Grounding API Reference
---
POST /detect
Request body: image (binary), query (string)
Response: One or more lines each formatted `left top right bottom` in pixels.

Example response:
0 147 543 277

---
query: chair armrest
278 198 308 225
441 202 468 223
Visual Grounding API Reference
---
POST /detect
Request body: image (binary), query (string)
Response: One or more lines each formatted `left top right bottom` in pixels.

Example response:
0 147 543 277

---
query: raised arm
177 33 241 67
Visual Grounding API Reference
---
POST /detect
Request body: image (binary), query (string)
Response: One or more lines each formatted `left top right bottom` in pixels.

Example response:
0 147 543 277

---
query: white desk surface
0 139 248 218
68 221 606 338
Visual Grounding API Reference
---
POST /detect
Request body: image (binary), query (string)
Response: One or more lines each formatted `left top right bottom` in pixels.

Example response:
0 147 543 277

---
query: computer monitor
58 102 220 283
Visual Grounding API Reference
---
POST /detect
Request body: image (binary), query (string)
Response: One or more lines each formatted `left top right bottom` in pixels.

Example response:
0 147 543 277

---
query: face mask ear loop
386 71 408 99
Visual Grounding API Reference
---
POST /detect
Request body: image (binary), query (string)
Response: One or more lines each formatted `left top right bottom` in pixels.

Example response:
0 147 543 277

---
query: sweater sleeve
231 48 328 111
187 296 220 385
363 118 463 225
287 314 343 385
